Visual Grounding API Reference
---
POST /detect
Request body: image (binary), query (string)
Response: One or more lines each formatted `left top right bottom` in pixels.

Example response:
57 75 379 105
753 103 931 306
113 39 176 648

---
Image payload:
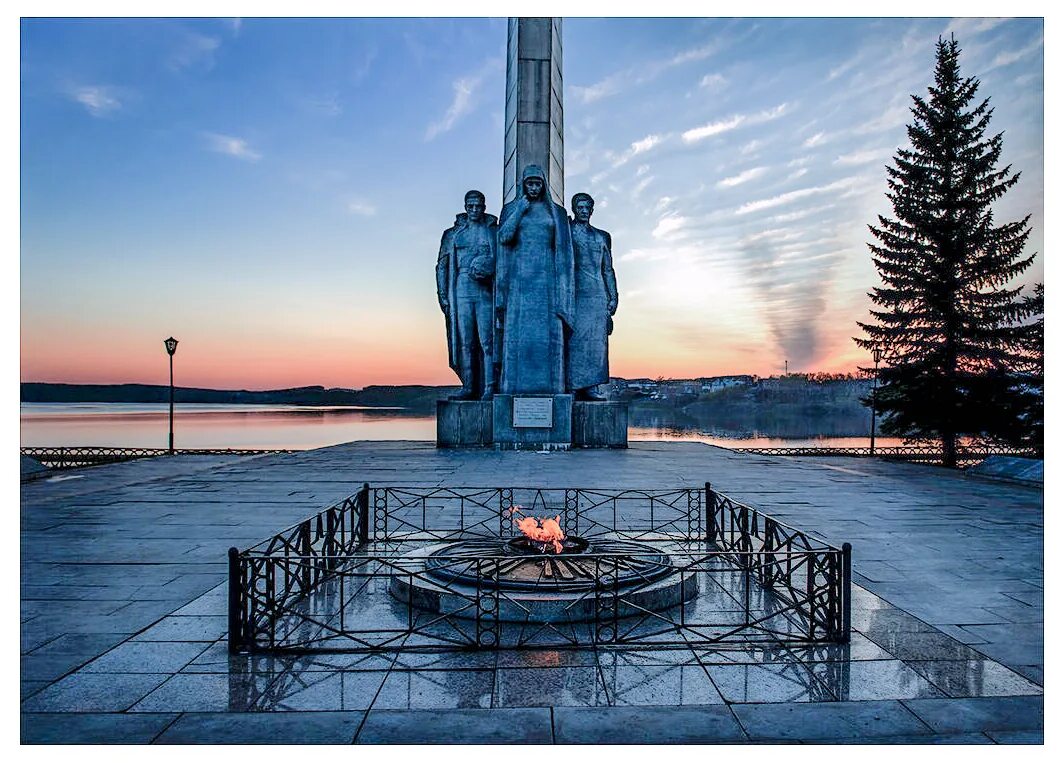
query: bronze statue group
437 164 619 402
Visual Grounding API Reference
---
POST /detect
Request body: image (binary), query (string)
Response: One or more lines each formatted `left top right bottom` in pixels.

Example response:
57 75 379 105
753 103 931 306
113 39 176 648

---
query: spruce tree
855 37 1038 467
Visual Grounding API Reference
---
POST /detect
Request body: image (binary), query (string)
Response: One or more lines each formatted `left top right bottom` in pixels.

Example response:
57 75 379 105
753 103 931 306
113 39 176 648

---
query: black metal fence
21 446 290 470
229 484 850 653
732 444 1038 467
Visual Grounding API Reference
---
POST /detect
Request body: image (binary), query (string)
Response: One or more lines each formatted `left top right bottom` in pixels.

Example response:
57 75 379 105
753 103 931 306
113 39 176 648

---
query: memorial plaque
513 397 553 428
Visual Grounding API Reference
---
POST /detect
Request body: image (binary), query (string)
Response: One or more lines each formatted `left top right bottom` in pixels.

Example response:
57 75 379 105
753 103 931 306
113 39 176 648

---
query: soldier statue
436 190 498 400
567 192 618 400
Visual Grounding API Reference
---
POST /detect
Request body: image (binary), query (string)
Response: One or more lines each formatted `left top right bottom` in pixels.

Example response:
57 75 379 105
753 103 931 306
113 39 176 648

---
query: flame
512 507 566 554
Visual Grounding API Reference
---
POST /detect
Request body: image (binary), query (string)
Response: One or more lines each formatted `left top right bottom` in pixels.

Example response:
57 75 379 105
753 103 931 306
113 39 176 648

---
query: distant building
697 375 754 393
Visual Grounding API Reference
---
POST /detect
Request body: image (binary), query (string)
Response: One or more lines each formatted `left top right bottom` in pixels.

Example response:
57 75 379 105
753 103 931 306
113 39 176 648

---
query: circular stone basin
388 536 698 623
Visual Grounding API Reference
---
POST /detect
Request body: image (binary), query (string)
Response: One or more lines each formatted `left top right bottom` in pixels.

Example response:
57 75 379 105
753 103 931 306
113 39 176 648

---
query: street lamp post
870 345 882 456
164 337 178 454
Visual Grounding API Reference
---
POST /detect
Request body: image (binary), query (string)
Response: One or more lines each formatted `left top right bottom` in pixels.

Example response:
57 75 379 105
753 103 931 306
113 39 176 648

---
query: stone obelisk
503 17 564 206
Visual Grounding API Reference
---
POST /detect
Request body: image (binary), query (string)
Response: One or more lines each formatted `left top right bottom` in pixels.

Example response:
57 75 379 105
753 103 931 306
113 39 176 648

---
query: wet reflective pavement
21 443 1043 743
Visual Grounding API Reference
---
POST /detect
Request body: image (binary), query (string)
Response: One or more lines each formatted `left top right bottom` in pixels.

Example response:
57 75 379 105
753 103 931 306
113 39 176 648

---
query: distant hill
20 383 457 411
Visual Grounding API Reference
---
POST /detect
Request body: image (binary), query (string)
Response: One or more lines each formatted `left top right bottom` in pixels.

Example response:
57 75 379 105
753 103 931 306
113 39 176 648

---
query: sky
19 16 1044 390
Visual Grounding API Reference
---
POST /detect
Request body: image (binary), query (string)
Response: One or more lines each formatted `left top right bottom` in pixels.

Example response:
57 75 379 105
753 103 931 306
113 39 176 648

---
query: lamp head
164 337 178 356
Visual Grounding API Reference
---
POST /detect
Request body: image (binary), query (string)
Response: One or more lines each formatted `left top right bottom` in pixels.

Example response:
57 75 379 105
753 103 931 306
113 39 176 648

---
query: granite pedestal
492 394 572 450
436 400 492 448
437 396 629 449
573 401 628 448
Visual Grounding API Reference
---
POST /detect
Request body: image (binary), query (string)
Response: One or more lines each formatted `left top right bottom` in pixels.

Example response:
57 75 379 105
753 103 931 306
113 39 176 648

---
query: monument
436 17 627 450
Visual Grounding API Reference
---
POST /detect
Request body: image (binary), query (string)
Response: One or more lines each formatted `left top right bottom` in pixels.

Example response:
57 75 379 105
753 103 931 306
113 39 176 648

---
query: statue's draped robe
568 221 618 390
436 213 498 390
496 171 575 395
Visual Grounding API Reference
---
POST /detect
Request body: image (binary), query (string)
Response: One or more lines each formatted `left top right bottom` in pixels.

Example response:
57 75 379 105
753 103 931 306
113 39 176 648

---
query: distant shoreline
20 382 453 410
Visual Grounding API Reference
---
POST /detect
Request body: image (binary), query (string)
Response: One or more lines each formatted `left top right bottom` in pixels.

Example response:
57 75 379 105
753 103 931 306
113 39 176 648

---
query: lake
19 403 906 450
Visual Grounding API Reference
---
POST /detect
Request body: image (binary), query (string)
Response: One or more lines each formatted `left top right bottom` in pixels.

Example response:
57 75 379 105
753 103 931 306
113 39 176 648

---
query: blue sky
20 17 1044 388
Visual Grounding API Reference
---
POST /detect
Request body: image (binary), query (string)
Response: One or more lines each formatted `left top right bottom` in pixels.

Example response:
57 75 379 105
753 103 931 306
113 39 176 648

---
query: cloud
853 99 911 135
682 103 790 144
571 74 627 104
168 31 221 72
943 17 1010 38
572 38 725 104
347 199 377 217
803 132 827 148
833 148 890 166
682 114 744 143
202 132 261 162
717 166 766 189
652 214 689 241
610 133 664 168
699 73 727 89
68 85 123 117
740 139 764 155
986 34 1043 71
771 203 835 223
632 174 654 198
735 177 857 215
302 92 342 116
352 46 378 83
426 71 490 141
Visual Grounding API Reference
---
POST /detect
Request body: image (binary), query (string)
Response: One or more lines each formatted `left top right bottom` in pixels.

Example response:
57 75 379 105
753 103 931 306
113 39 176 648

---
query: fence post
227 547 242 654
841 542 852 644
298 520 312 591
358 483 370 545
704 482 716 544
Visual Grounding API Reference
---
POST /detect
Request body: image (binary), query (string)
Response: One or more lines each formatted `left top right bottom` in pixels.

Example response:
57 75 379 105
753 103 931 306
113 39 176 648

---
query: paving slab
900 695 1044 734
356 707 553 744
155 711 366 744
732 699 932 741
21 712 178 744
21 672 172 713
553 705 747 744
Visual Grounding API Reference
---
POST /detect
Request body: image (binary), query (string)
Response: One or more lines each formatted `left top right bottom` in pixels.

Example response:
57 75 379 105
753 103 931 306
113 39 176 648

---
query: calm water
19 403 906 450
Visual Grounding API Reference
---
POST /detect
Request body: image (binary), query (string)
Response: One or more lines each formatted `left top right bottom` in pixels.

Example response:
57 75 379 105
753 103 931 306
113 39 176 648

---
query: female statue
495 165 575 394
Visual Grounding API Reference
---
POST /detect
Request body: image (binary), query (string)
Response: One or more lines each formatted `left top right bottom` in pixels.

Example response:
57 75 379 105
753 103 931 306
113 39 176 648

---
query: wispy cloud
302 92 342 116
572 38 725 104
735 177 857 215
352 46 378 84
426 68 493 141
803 131 827 148
652 214 689 241
833 148 890 166
68 85 124 117
717 166 766 188
943 17 1011 38
611 133 664 168
202 132 261 162
681 115 744 143
682 103 790 144
699 73 726 90
986 33 1043 71
853 99 910 135
347 199 377 217
168 30 221 72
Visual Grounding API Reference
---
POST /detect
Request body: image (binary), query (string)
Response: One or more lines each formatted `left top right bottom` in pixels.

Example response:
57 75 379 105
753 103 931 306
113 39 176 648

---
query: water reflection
20 402 906 450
